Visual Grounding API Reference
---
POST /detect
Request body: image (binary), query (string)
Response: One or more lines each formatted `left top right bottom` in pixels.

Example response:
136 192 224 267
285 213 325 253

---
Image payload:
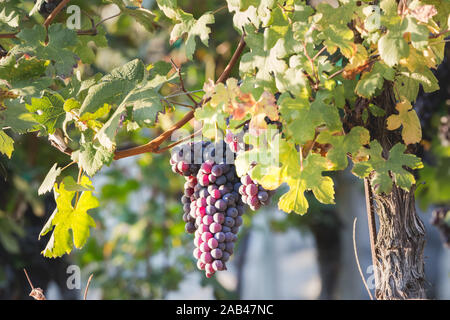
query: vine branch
113 35 247 160
43 0 72 28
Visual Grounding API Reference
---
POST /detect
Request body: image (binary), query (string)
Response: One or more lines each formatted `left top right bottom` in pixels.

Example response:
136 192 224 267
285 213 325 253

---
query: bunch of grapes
171 141 248 277
238 175 273 211
430 207 450 248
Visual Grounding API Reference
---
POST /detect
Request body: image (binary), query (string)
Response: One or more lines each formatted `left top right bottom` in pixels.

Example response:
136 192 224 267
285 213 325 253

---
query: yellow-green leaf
386 100 422 145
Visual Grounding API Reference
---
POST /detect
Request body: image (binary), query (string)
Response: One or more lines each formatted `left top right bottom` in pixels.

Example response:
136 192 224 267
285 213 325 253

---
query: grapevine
0 0 449 299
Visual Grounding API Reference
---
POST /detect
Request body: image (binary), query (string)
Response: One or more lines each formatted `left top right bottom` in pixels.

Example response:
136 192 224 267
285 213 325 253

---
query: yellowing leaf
386 100 422 145
39 176 98 258
0 130 14 158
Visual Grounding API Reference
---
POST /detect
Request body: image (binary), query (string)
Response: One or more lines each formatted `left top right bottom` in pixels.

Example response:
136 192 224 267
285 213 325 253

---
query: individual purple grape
257 191 269 202
246 184 258 196
241 175 253 185
201 161 213 174
215 175 227 185
212 260 224 271
206 205 216 215
205 263 215 275
214 232 225 242
185 188 194 197
211 165 223 177
215 199 227 211
213 212 225 224
185 222 196 233
231 226 239 234
209 222 222 233
211 248 223 259
222 251 230 262
208 174 217 183
235 216 243 227
211 189 221 200
221 164 231 174
224 217 235 228
222 226 231 233
225 242 234 254
197 260 205 270
201 252 213 264
226 207 238 218
198 224 209 233
200 242 211 252
203 215 213 226
218 243 226 251
249 195 259 207
181 195 190 204
199 174 210 186
196 197 207 207
224 232 233 242
208 238 218 249
193 248 201 259
201 232 213 242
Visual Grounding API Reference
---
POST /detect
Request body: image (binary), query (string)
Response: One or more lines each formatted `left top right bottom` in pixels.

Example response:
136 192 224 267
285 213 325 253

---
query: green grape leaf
0 55 51 98
78 142 114 177
157 0 214 59
79 59 145 115
405 16 429 50
240 24 287 92
194 104 228 139
0 5 20 31
40 176 98 258
317 126 370 170
1 99 37 134
368 104 386 117
378 26 410 67
386 100 422 145
38 163 62 195
95 79 164 150
226 0 274 30
278 90 341 145
0 130 14 158
11 24 78 76
352 140 423 194
355 61 395 98
73 26 108 65
26 93 65 134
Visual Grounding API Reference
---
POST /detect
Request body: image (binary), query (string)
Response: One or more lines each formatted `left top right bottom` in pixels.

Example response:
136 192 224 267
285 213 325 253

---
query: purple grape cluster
170 141 246 277
238 174 273 211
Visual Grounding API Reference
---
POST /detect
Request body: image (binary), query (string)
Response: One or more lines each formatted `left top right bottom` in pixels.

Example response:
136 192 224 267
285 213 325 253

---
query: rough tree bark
372 185 426 299
368 84 427 300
